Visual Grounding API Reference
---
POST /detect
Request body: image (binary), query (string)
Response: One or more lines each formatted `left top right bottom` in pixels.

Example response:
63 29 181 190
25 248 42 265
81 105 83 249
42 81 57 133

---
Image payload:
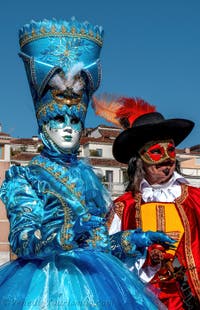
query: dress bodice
0 155 111 259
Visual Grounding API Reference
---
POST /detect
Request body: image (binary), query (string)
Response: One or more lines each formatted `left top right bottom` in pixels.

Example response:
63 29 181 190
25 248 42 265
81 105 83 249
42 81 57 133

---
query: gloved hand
74 213 105 234
131 229 176 248
145 230 177 246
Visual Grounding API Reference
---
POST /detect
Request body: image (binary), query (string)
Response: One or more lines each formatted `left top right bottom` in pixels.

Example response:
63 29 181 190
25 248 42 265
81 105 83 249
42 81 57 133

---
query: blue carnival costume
0 19 164 309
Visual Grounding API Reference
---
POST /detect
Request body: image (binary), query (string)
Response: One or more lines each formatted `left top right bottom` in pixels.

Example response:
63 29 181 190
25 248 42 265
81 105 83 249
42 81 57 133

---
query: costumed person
0 19 172 310
92 95 200 310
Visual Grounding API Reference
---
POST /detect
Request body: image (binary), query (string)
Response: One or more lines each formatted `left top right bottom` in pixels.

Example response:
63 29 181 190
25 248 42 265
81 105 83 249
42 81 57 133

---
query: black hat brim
113 119 194 164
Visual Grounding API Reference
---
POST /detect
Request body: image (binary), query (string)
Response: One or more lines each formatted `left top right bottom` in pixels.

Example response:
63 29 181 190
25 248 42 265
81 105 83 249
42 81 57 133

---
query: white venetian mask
43 114 82 152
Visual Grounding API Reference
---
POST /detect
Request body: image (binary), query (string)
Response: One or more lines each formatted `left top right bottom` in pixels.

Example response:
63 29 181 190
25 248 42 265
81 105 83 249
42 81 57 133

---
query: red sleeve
177 185 200 299
107 192 134 230
115 192 137 231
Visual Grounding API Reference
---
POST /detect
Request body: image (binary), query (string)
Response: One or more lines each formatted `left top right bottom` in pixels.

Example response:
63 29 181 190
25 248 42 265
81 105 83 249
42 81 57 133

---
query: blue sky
0 0 200 148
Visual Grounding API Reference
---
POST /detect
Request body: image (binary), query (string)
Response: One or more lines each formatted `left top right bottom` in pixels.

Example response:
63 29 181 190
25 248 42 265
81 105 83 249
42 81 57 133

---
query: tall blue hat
18 18 104 128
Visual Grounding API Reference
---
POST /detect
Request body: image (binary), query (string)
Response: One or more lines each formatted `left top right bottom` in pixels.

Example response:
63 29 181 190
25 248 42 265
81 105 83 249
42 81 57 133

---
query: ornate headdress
19 18 104 128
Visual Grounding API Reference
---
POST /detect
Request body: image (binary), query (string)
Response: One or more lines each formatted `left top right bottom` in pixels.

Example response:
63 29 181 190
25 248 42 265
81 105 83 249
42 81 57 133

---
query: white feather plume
48 62 85 94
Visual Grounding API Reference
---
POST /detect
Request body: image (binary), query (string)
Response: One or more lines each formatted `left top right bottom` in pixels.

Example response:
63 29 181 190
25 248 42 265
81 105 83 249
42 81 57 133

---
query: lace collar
140 172 188 202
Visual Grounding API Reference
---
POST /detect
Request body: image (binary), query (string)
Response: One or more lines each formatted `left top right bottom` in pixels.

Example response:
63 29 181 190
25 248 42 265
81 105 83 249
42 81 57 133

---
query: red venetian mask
139 140 176 164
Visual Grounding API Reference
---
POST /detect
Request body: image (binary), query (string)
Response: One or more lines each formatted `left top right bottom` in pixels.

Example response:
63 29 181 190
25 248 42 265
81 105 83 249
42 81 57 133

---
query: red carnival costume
109 184 200 308
93 95 200 309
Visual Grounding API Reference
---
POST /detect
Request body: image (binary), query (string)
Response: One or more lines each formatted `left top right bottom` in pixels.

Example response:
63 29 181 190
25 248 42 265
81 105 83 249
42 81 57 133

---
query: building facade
0 131 11 264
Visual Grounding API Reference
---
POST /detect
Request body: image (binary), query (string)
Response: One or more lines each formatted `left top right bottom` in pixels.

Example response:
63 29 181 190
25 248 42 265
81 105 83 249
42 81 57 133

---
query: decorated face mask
43 114 82 152
139 140 176 165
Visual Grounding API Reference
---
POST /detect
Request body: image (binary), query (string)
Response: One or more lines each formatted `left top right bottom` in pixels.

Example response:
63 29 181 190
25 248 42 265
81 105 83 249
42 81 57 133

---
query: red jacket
112 184 200 301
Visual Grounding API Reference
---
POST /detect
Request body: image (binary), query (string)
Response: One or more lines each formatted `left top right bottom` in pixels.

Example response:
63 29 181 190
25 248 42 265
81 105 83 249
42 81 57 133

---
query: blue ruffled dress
0 152 161 309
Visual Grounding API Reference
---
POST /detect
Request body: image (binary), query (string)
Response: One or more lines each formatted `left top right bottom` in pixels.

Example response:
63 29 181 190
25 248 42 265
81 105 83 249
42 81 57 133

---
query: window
0 145 4 159
123 170 129 183
89 148 102 157
105 170 113 182
195 157 200 166
105 170 113 191
96 149 102 157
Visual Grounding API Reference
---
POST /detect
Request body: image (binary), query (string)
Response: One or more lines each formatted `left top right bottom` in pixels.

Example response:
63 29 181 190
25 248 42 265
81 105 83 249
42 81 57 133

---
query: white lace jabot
140 172 188 203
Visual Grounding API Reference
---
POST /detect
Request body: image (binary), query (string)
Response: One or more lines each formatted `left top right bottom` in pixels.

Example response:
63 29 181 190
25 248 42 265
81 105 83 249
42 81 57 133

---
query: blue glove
131 229 176 248
145 230 177 249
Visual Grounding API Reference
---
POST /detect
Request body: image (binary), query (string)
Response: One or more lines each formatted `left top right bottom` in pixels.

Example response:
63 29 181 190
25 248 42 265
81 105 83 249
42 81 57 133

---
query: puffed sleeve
0 166 62 259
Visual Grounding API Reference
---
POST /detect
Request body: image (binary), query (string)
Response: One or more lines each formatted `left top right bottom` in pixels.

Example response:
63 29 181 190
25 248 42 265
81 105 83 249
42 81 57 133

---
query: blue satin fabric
0 154 160 309
1 155 111 258
0 250 158 310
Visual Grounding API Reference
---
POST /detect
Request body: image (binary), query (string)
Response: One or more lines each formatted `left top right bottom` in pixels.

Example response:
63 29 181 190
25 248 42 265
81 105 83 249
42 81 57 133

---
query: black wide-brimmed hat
113 112 194 164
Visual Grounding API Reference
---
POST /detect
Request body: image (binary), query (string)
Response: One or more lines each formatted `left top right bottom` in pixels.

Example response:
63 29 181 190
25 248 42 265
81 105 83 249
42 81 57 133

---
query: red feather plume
116 97 156 128
92 94 156 129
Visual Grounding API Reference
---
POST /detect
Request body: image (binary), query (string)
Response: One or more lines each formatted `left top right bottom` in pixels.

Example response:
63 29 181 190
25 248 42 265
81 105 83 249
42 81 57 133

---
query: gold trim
36 100 86 120
106 201 125 230
85 227 105 249
156 204 166 231
135 193 142 228
114 201 125 219
175 184 200 300
43 190 74 251
31 158 85 206
51 89 82 105
106 207 115 231
175 183 188 204
121 231 132 253
19 27 103 48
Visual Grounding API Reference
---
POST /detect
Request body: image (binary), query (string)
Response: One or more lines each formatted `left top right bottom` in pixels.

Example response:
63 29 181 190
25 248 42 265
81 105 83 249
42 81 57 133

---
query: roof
190 144 200 152
98 129 121 139
11 138 42 145
176 148 186 154
11 152 37 161
176 147 200 156
86 157 127 168
0 132 11 138
80 136 115 145
94 124 121 130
